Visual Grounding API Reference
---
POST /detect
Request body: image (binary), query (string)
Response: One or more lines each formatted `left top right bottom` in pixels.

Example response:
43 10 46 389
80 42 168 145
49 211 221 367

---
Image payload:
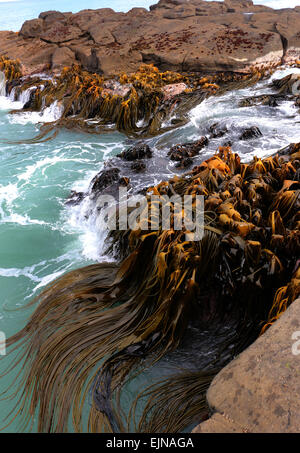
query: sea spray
0 71 5 97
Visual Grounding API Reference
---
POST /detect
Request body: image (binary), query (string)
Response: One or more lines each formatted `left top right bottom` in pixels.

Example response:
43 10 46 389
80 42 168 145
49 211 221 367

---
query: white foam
17 154 88 182
9 100 63 125
33 270 66 292
67 194 112 262
0 71 6 97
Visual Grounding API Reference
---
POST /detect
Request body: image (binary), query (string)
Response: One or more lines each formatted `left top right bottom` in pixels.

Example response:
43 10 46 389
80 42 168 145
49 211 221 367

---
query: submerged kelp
1 56 281 142
1 141 299 433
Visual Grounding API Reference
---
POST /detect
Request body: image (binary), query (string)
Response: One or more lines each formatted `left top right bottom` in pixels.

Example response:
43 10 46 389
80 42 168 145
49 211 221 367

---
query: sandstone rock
88 25 115 46
20 19 44 38
72 46 98 71
52 46 75 68
39 11 66 23
162 83 187 100
40 24 83 44
2 0 300 75
193 298 300 433
193 412 246 433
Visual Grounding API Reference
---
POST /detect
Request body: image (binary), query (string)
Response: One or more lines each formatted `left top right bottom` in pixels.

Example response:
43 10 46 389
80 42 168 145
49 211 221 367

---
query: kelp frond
1 145 299 433
1 58 281 142
0 56 22 82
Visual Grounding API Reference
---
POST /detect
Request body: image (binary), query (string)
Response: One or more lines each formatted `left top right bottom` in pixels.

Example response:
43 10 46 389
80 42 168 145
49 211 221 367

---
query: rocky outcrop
0 0 300 76
193 298 300 433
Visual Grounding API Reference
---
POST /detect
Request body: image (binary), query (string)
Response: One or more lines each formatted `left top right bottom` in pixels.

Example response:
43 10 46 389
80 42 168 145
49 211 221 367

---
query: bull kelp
1 139 299 433
1 57 280 142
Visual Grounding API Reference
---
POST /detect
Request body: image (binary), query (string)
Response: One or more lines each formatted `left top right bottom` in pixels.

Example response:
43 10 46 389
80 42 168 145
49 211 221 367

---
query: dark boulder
117 144 153 161
168 136 209 161
175 157 193 168
89 167 130 198
65 190 85 206
239 126 262 140
209 122 228 138
90 167 120 193
131 161 146 172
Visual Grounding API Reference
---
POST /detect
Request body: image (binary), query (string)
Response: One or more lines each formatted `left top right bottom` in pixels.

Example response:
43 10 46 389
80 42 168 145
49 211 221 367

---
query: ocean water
0 0 300 434
0 0 299 32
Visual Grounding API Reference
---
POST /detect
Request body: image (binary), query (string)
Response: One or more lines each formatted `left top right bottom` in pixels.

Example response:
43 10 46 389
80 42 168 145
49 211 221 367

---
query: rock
117 144 153 161
39 11 67 23
2 0 300 75
168 137 209 161
131 161 146 172
20 19 44 38
209 123 228 139
89 167 130 198
239 94 281 107
90 167 121 194
162 83 187 100
239 126 262 140
193 298 300 433
175 157 193 168
65 190 85 206
40 24 83 44
52 46 75 68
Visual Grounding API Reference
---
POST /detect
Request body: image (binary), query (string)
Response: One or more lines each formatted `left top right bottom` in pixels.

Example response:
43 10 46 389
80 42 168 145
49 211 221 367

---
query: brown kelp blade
1 145 299 433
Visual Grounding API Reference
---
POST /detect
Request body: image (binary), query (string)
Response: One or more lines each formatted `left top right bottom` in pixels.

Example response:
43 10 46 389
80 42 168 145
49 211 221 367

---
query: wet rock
168 136 209 161
90 167 120 193
193 298 300 433
117 144 153 161
22 89 37 109
239 126 262 140
223 140 233 147
131 161 146 172
239 94 281 107
65 190 85 206
89 167 130 198
278 142 300 157
209 122 228 139
175 157 193 168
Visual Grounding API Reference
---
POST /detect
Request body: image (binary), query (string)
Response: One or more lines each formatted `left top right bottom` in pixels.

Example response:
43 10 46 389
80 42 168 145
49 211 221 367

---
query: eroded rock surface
1 0 300 76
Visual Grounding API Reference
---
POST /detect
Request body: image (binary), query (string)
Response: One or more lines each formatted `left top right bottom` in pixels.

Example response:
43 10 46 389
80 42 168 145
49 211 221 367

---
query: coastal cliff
0 0 300 76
